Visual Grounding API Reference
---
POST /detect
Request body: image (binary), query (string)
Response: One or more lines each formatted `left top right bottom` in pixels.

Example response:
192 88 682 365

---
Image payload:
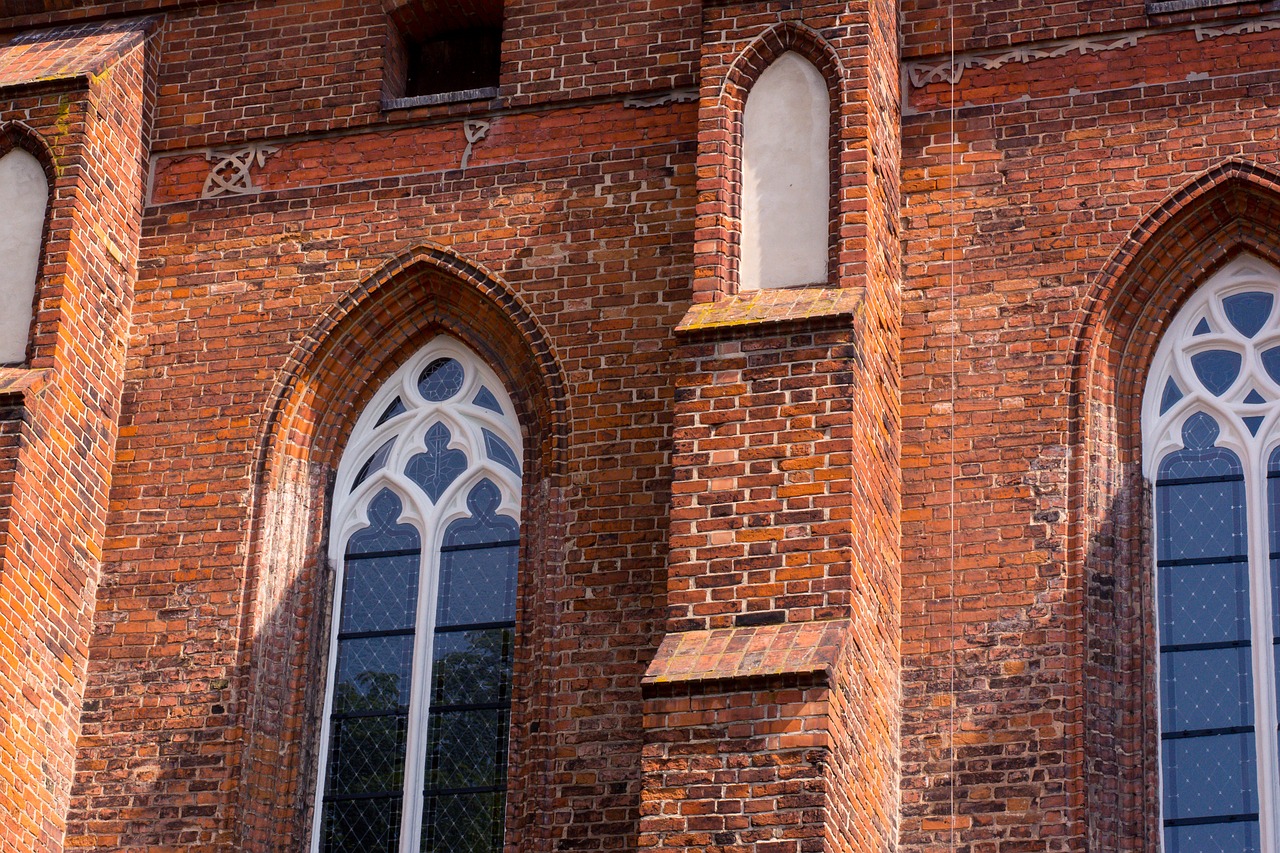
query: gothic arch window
1142 253 1280 851
0 146 49 364
738 50 830 291
312 336 522 853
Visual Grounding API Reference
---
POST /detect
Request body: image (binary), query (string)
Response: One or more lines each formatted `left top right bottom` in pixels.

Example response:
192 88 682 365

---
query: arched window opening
0 147 48 364
1143 254 1280 851
387 0 502 101
739 50 830 291
313 336 522 853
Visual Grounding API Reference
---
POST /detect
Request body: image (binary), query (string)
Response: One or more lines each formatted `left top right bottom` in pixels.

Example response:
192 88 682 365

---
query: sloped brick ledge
0 366 50 405
642 618 849 690
674 285 864 336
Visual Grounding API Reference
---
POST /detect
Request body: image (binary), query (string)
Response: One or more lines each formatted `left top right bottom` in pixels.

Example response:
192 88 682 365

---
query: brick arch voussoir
231 244 568 851
1071 160 1280 852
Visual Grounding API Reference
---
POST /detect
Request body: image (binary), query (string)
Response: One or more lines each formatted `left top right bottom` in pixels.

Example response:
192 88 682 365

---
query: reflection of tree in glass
432 628 511 706
423 629 512 853
323 670 409 853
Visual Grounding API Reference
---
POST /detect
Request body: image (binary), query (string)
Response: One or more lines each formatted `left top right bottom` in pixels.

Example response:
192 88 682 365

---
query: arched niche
739 50 830 291
0 147 48 364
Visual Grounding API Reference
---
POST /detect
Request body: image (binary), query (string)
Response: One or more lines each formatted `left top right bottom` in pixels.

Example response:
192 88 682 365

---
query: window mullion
1255 460 1280 851
400 521 440 853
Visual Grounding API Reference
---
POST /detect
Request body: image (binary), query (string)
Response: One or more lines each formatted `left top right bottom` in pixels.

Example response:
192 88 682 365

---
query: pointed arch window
0 146 49 364
1143 254 1280 851
739 50 830 291
313 336 522 853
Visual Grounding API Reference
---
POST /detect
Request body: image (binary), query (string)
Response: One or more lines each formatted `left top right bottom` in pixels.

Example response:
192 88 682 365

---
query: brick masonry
0 0 1274 851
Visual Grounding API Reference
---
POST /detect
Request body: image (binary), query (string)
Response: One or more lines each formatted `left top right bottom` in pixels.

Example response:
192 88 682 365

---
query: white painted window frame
310 335 523 853
1142 253 1280 851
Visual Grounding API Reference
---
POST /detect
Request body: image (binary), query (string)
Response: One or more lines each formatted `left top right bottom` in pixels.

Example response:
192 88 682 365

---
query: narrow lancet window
1143 254 1280 852
0 148 48 363
739 51 830 291
315 337 523 853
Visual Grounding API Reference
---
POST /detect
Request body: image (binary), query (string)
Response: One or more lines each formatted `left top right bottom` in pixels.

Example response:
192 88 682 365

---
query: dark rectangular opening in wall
405 27 501 97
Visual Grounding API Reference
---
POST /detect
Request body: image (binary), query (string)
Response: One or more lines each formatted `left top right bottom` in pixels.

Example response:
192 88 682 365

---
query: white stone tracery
1143 253 1280 852
312 335 523 853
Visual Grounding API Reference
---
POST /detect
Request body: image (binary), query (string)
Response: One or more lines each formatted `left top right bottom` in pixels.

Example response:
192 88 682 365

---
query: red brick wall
0 25 153 853
23 5 702 845
900 10 1280 852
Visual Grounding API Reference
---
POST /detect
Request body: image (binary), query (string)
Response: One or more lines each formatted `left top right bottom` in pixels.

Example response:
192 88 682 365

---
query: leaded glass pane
473 386 503 414
443 480 519 548
424 708 506 790
431 628 513 707
419 358 465 402
353 438 397 491
1263 347 1280 386
1191 349 1243 396
421 791 504 853
333 635 416 714
1223 291 1274 339
348 491 421 556
438 545 519 628
1158 562 1251 647
1160 377 1183 415
1246 388 1267 405
1161 731 1259 820
406 423 467 503
340 553 419 634
1165 820 1260 853
322 794 403 853
1160 646 1255 732
325 714 410 796
482 428 521 476
1155 472 1246 562
377 396 408 426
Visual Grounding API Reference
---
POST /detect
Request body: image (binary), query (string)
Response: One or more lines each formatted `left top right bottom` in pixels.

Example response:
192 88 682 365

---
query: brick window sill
675 285 865 337
0 367 50 409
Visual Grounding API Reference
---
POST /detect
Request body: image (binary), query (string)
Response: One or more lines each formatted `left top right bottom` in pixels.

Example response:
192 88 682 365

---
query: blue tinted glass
1155 475 1246 562
352 438 395 491
405 423 467 503
431 628 512 707
375 396 407 426
346 490 420 556
1158 562 1251 646
1180 411 1222 452
1165 819 1260 853
1191 349 1242 396
1245 388 1267 405
1244 415 1265 435
1194 317 1212 335
340 553 419 634
333 635 416 714
1263 347 1280 386
1160 646 1254 732
1160 377 1183 415
419 358 465 402
1223 291 1273 338
482 429 520 476
444 480 519 547
438 545 519 627
473 386 503 414
1162 732 1259 821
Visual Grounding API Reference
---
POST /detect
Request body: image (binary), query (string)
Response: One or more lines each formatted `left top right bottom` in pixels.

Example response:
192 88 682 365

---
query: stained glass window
1143 255 1280 852
315 337 523 853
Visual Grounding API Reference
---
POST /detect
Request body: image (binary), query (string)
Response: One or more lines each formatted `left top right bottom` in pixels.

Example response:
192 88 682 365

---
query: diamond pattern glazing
319 338 523 853
1144 256 1280 849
